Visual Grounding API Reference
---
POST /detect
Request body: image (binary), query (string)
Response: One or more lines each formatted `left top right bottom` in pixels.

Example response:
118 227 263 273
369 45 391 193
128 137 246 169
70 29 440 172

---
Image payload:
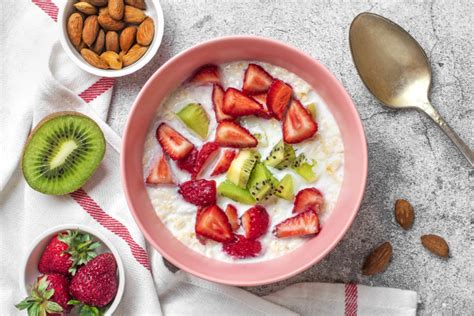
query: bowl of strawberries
17 225 124 315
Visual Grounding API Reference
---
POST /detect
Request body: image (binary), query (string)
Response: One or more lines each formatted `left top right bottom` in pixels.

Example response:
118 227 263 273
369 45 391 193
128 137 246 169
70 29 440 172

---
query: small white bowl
58 0 164 77
20 224 125 315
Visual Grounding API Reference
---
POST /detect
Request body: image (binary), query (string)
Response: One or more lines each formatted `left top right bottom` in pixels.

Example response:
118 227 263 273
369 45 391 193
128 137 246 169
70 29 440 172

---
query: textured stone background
107 1 473 314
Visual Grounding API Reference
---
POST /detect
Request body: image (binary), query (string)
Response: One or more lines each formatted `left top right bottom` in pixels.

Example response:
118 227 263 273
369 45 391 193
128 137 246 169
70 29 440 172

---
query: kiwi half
264 140 296 170
247 163 274 202
21 112 106 195
226 150 260 188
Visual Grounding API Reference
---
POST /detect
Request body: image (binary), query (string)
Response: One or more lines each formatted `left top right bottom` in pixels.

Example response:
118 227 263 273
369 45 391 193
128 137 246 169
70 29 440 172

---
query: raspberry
178 179 216 207
223 235 261 258
241 205 269 240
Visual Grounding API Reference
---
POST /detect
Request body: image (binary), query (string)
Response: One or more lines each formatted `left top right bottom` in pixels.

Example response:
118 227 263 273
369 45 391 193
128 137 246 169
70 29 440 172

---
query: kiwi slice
21 112 105 195
292 154 317 182
176 103 209 139
307 103 317 119
275 174 294 200
264 140 296 170
217 180 256 204
247 163 274 202
226 150 260 188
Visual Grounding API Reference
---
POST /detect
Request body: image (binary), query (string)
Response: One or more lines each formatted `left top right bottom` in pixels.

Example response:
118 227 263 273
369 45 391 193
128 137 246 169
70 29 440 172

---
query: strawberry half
242 64 274 94
156 123 195 160
212 84 233 122
210 149 237 176
241 205 269 240
178 179 217 207
195 205 233 242
176 147 198 174
267 80 293 120
283 99 318 144
225 204 239 231
222 88 264 117
293 188 324 213
193 142 220 178
215 121 258 148
190 64 220 85
223 234 262 258
273 210 320 238
146 154 174 185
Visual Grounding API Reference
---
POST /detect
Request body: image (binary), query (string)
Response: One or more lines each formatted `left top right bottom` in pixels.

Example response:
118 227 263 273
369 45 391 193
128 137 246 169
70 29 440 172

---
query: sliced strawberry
178 179 216 207
176 148 198 174
212 84 233 122
241 206 269 240
190 64 220 85
223 234 262 259
225 204 239 231
222 88 263 117
293 188 324 213
145 154 174 185
252 93 272 119
273 210 320 238
215 121 258 148
242 64 274 94
156 123 195 160
210 149 237 176
283 99 318 144
195 205 233 242
193 142 220 178
267 80 293 120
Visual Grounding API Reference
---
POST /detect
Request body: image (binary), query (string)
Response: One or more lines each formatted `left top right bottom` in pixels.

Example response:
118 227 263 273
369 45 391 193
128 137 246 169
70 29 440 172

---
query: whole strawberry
69 253 118 307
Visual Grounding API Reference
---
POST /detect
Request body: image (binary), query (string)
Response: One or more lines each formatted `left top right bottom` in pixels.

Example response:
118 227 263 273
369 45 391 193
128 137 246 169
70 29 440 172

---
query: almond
84 0 108 6
98 9 126 31
73 2 98 15
123 5 146 24
76 41 87 52
137 17 154 46
362 242 392 276
122 43 148 66
101 51 123 69
119 25 136 53
92 29 106 54
125 0 146 9
105 31 120 53
394 199 414 230
81 48 109 69
82 15 100 47
108 0 124 20
421 234 449 258
67 13 83 47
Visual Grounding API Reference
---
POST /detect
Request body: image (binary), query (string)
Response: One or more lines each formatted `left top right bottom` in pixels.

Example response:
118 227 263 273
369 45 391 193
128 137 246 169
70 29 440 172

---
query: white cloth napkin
0 1 418 315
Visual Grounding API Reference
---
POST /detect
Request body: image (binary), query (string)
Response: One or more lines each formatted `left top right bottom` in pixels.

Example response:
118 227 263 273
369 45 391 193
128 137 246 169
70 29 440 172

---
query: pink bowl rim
121 35 368 286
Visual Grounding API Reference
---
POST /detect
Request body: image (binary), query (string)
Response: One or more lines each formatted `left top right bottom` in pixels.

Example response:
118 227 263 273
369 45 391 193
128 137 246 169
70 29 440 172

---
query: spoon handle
419 102 473 167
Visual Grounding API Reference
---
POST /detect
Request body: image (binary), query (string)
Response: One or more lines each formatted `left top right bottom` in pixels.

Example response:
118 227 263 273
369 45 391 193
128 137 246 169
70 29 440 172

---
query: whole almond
362 242 392 276
119 26 137 53
92 29 105 54
125 0 146 9
137 17 154 46
122 43 148 66
421 234 449 258
106 31 120 53
81 48 109 69
98 9 126 31
67 13 83 47
74 2 98 15
124 5 146 24
101 51 123 69
82 15 100 47
84 0 108 6
108 0 124 20
394 199 414 230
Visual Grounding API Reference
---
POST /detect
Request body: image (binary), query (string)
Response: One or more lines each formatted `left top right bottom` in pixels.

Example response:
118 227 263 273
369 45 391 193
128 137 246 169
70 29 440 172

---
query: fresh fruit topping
273 210 320 238
283 99 318 144
267 80 293 120
212 84 233 122
145 154 174 185
176 147 198 174
69 253 118 308
176 103 210 139
252 93 273 119
242 64 274 94
264 140 296 170
275 174 294 200
190 64 220 85
210 149 237 176
293 188 324 213
38 230 101 276
15 274 71 314
222 88 264 117
247 163 275 202
241 205 270 240
156 123 195 160
178 179 217 207
21 112 105 195
225 204 239 231
195 205 233 242
193 142 220 178
217 181 256 205
223 235 262 259
226 150 260 188
292 154 317 182
307 103 317 119
215 121 258 148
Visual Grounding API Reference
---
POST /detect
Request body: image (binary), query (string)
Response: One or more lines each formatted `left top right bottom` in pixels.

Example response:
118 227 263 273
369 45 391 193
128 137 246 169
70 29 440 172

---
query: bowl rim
19 224 125 315
57 0 165 78
121 35 368 286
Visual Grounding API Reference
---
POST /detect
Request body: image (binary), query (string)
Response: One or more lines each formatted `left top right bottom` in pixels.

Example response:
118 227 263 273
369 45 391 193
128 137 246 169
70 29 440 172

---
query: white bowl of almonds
59 0 164 77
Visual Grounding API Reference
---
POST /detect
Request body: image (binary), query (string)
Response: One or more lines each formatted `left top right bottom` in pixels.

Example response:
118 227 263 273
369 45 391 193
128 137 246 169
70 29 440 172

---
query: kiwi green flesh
247 163 274 201
293 163 317 182
226 150 260 188
264 140 295 170
275 174 294 200
218 181 256 204
22 114 105 195
176 103 209 139
275 144 296 170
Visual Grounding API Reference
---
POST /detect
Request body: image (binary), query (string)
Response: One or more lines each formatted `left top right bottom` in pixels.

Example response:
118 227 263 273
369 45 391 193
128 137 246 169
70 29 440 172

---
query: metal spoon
349 12 473 166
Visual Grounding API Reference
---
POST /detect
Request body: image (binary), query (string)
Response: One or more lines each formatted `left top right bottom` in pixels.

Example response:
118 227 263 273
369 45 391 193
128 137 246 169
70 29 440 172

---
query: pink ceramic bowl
121 36 367 286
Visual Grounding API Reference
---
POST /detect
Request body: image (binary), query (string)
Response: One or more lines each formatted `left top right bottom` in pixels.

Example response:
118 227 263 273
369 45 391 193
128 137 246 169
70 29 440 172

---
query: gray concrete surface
107 1 474 314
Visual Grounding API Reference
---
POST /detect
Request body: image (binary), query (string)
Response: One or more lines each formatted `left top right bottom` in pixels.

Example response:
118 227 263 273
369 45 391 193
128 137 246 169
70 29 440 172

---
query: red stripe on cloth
70 189 151 271
32 0 58 22
78 77 116 103
345 283 358 316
